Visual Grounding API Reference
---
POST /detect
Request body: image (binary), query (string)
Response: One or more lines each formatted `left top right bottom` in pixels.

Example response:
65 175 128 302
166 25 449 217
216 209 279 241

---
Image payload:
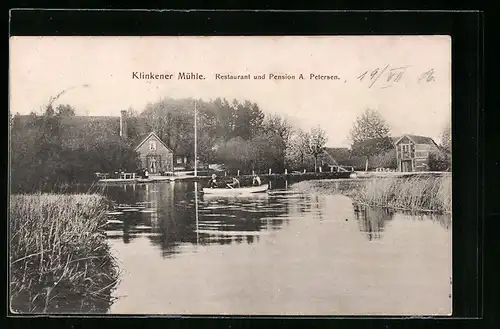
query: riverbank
97 171 354 185
293 174 452 214
9 193 119 313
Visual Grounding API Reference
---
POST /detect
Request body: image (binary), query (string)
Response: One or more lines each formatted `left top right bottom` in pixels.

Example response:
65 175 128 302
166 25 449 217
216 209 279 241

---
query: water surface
102 181 451 315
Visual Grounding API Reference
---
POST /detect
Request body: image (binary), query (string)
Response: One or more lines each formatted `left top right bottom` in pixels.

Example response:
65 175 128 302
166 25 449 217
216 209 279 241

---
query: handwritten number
419 69 435 83
357 71 368 81
370 69 379 80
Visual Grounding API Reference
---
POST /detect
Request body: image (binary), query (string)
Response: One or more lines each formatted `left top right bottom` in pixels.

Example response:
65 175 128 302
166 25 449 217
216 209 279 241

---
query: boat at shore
201 184 268 196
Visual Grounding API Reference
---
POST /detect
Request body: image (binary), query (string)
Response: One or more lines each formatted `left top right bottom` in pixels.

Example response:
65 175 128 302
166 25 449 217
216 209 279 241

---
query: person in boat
208 174 219 188
252 174 262 186
226 177 241 189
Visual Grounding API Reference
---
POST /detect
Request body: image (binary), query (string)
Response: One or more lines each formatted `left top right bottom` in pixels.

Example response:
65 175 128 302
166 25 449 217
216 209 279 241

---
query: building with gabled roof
394 134 442 172
132 131 174 174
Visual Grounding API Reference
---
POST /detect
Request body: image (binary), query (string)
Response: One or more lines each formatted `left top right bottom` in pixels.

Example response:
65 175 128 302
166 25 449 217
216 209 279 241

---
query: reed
9 193 119 313
353 175 451 213
292 174 452 213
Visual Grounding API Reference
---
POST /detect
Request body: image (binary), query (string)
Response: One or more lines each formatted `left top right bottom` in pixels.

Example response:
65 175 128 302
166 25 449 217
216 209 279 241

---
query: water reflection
103 183 303 257
100 181 452 315
354 204 394 240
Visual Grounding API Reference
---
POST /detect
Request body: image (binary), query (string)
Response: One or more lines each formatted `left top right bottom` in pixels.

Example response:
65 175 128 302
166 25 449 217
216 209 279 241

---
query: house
132 131 174 174
394 134 441 172
107 110 175 174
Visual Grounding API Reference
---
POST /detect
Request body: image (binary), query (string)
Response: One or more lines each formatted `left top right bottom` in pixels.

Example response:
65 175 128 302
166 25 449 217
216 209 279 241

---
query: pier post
284 169 288 175
269 168 271 175
304 169 306 173
237 169 240 176
252 170 255 176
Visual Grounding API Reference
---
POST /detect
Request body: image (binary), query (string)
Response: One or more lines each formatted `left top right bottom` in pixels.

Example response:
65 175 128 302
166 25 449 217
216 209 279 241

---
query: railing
400 152 413 160
119 173 136 179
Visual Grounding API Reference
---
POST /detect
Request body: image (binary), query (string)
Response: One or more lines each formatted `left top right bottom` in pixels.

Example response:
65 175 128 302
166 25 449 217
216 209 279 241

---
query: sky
9 36 451 147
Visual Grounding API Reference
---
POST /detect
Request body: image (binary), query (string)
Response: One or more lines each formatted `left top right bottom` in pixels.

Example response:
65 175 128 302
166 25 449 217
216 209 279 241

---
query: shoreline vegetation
293 174 452 214
9 193 119 313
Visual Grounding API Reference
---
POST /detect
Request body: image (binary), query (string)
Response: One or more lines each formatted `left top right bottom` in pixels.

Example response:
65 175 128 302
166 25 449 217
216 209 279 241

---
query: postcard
9 36 451 315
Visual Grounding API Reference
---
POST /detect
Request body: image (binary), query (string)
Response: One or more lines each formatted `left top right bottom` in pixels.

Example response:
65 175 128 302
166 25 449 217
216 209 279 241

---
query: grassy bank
9 193 119 313
292 174 452 213
354 174 451 213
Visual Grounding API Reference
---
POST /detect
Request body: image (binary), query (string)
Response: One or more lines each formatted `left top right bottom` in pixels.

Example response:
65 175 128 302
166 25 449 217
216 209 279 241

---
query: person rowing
226 177 241 189
252 174 262 186
207 174 218 188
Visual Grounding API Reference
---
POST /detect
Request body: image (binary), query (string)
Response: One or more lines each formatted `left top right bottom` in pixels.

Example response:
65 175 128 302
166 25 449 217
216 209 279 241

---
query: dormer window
149 140 157 151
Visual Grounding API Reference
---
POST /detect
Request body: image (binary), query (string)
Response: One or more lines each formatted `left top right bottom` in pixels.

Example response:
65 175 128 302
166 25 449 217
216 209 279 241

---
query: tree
440 122 451 154
350 109 393 155
285 128 314 171
261 114 293 171
307 126 328 172
349 109 393 170
55 104 76 116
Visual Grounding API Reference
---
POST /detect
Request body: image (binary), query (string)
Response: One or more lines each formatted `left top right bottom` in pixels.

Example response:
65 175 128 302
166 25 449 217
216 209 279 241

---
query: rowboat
201 184 268 195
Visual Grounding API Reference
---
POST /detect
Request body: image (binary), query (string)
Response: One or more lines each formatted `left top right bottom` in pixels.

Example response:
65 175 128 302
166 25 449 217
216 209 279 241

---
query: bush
428 151 451 171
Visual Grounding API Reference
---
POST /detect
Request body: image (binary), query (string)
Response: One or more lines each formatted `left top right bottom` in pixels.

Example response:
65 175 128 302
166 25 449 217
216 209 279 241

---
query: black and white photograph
9 36 452 315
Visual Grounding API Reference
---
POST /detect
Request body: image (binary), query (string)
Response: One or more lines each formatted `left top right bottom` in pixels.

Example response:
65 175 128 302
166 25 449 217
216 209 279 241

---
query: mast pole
194 100 197 177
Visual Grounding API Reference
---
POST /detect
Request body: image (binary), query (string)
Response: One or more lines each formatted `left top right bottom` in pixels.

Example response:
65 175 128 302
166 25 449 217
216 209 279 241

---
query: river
101 180 452 316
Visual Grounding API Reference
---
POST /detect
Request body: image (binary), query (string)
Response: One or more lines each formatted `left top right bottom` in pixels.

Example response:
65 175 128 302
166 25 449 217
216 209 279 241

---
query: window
415 151 429 158
149 140 157 151
401 144 410 152
176 157 183 164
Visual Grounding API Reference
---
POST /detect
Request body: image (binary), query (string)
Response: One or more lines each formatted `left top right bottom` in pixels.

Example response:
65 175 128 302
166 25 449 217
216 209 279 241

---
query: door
401 160 412 172
147 155 160 174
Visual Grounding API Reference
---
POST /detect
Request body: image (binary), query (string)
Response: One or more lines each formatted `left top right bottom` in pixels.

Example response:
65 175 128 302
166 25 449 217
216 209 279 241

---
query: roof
13 114 151 149
321 147 351 165
394 134 438 146
134 131 173 153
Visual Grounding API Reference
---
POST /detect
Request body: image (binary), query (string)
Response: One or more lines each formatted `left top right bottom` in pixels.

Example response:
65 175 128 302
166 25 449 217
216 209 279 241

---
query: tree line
10 97 329 192
10 104 139 193
138 97 328 174
10 95 451 193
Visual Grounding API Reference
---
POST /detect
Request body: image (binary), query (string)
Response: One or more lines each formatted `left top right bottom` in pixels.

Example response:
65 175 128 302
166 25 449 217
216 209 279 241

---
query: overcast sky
10 36 451 147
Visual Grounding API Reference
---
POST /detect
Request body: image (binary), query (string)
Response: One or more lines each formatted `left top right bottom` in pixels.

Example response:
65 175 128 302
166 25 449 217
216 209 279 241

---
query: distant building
319 147 352 171
320 134 442 172
394 134 441 172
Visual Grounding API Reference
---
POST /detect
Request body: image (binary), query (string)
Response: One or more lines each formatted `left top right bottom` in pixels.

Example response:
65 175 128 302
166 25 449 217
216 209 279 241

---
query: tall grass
291 174 452 213
9 193 119 313
353 175 451 213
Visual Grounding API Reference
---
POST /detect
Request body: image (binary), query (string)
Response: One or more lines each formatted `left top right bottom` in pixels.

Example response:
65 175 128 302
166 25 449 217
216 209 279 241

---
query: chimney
120 110 128 139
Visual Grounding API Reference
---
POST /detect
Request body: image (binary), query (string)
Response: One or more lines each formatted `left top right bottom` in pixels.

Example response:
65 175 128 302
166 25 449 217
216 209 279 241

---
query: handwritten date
357 65 435 88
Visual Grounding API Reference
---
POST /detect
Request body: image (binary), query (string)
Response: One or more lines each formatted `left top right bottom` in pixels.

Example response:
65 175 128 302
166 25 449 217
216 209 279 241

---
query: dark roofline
134 132 173 153
394 134 438 146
